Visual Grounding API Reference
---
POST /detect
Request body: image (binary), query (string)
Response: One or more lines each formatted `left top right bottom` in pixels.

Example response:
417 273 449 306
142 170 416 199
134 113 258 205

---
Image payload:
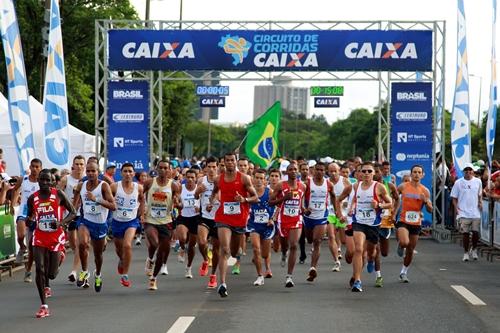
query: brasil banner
245 102 281 168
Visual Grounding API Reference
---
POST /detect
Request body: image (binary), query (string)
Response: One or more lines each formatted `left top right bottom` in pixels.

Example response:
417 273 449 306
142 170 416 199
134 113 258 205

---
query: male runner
298 162 310 264
208 152 258 297
143 160 180 290
232 157 251 275
268 168 282 264
269 162 305 288
247 168 275 285
396 165 432 282
195 156 220 288
58 155 85 283
73 161 116 292
27 170 76 318
110 163 145 287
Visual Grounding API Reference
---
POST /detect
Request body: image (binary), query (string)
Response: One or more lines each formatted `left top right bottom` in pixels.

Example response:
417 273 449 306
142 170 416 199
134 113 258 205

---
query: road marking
439 268 447 271
451 285 486 306
166 316 195 333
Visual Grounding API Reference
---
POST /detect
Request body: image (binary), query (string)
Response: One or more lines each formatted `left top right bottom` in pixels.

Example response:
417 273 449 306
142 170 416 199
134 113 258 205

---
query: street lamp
469 73 483 127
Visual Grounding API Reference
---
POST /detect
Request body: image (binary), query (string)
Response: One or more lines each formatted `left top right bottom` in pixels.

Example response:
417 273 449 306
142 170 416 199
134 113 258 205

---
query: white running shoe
160 264 169 275
253 275 265 286
332 261 341 272
135 236 142 246
462 253 470 262
471 249 479 260
280 253 287 267
285 275 295 288
185 266 193 279
177 251 185 263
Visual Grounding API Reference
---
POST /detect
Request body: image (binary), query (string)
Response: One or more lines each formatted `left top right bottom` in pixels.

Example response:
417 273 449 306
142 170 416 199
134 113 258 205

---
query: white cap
280 160 290 172
322 156 333 164
308 160 317 168
462 162 478 171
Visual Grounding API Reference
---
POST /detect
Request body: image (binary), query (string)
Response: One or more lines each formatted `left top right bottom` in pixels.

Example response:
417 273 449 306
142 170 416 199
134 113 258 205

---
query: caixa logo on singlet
112 90 144 99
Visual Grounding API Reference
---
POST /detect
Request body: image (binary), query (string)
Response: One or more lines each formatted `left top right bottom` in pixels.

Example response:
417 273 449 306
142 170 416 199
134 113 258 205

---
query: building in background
253 77 309 120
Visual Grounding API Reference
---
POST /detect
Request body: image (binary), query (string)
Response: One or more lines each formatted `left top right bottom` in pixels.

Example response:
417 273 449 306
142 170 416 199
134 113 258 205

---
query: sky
129 0 496 126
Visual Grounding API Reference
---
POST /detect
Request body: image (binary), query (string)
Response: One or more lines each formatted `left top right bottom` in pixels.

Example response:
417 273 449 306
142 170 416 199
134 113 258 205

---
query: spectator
0 148 5 173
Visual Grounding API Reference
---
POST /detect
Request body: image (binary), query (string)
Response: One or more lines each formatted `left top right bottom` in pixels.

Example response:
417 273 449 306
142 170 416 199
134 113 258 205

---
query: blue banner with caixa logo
107 81 149 179
390 82 433 227
108 29 432 72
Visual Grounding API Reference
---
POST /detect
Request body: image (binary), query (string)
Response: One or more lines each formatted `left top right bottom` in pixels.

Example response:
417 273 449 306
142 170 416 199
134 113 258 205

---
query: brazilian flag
245 102 281 168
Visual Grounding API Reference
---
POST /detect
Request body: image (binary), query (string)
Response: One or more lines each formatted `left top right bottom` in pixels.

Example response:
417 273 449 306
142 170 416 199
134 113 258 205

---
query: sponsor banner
390 82 433 227
108 29 432 72
314 97 340 108
200 96 225 107
107 81 149 180
481 199 491 244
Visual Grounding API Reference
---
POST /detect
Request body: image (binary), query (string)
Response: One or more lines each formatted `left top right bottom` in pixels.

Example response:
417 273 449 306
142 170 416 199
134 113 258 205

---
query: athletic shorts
177 215 199 235
145 223 173 239
458 217 480 233
199 217 218 239
303 216 327 229
327 215 347 228
32 227 66 252
216 222 246 235
396 222 422 236
111 218 140 239
277 220 302 238
78 218 109 241
352 222 379 244
246 222 275 240
67 216 80 232
378 227 392 240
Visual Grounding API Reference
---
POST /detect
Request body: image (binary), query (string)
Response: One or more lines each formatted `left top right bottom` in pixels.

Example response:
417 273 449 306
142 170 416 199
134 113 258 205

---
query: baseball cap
280 160 290 172
308 160 317 168
462 162 478 171
106 162 116 169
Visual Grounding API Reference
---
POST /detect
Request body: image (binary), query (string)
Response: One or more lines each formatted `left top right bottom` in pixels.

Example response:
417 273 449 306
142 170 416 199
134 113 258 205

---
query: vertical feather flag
486 0 498 169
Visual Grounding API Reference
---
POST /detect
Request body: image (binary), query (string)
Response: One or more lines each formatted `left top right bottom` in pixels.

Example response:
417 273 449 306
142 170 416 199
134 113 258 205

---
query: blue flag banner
107 81 150 180
451 0 471 179
487 0 498 169
42 0 70 168
108 30 433 72
390 82 433 228
0 0 36 172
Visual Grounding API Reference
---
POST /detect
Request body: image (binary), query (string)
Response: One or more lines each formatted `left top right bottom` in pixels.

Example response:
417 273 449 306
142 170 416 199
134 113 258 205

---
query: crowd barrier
478 199 500 259
0 204 15 260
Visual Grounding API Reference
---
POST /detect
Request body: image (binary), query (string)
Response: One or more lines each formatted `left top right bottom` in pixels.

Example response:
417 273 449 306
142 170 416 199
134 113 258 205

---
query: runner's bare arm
421 187 433 212
338 178 352 202
171 181 181 207
58 190 76 226
242 174 259 203
194 178 206 200
389 183 400 221
138 184 145 223
268 182 284 206
58 175 67 191
110 182 118 196
98 182 116 211
72 182 83 211
207 176 220 209
375 183 392 209
329 185 342 219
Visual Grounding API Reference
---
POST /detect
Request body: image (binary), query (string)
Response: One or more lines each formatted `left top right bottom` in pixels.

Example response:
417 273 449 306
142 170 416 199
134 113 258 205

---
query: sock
41 304 48 308
121 274 128 279
400 265 408 275
376 271 382 278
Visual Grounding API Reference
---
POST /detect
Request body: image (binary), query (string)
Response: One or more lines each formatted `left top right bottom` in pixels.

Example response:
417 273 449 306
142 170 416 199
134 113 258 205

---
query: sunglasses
361 169 373 174
463 168 473 172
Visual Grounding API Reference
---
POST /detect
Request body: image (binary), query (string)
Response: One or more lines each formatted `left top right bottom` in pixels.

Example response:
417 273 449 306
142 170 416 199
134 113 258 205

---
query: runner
298 162 310 264
350 162 392 292
269 162 306 288
207 152 258 297
396 165 432 282
194 156 220 289
58 155 85 283
303 162 341 282
175 168 200 279
13 158 43 283
268 168 282 266
73 161 116 292
232 157 251 275
110 163 145 287
27 169 76 318
247 168 275 285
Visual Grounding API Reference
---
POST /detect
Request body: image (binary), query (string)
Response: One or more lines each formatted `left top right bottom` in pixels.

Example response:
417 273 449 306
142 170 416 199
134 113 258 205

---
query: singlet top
19 176 39 217
64 175 81 217
214 172 250 227
278 181 305 225
200 176 219 220
353 181 381 226
146 178 173 225
399 182 427 225
330 176 348 216
113 181 139 222
305 178 330 220
249 187 274 225
180 184 200 218
33 188 63 232
80 181 108 224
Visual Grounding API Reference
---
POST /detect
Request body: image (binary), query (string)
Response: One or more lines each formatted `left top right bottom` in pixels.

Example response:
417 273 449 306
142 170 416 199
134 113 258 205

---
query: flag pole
235 132 249 151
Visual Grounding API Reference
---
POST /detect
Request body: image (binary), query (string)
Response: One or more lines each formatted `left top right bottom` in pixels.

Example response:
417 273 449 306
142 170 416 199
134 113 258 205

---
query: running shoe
160 264 169 275
280 253 287 267
173 242 180 252
207 274 217 289
351 280 363 292
145 258 154 276
77 271 90 288
471 249 479 260
185 267 193 279
349 277 355 288
135 235 142 246
177 250 185 263
148 278 158 290
24 271 32 283
254 275 265 286
306 267 317 282
337 248 342 260
299 255 307 264
231 265 240 275
217 283 228 297
68 271 77 283
462 253 470 262
94 272 103 292
117 260 124 275
399 273 409 283
366 260 375 273
375 276 384 288
120 275 131 287
264 270 273 279
15 249 25 264
44 287 52 298
397 244 404 257
35 305 50 318
332 261 341 272
285 275 295 288
199 261 209 276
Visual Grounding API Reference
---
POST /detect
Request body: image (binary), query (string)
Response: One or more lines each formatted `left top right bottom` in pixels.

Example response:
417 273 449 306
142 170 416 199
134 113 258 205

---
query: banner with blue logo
390 82 433 227
107 81 149 180
108 30 432 72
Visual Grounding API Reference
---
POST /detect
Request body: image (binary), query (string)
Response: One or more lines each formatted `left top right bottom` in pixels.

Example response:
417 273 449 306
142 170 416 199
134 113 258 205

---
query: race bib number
184 198 196 209
84 201 99 215
254 212 269 223
151 206 167 218
359 209 374 219
284 205 299 217
224 202 241 215
117 208 134 220
310 200 325 211
38 217 57 232
405 211 420 223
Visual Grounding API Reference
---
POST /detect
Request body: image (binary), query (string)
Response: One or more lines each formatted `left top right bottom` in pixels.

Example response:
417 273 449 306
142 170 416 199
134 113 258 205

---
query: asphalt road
1 238 499 333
